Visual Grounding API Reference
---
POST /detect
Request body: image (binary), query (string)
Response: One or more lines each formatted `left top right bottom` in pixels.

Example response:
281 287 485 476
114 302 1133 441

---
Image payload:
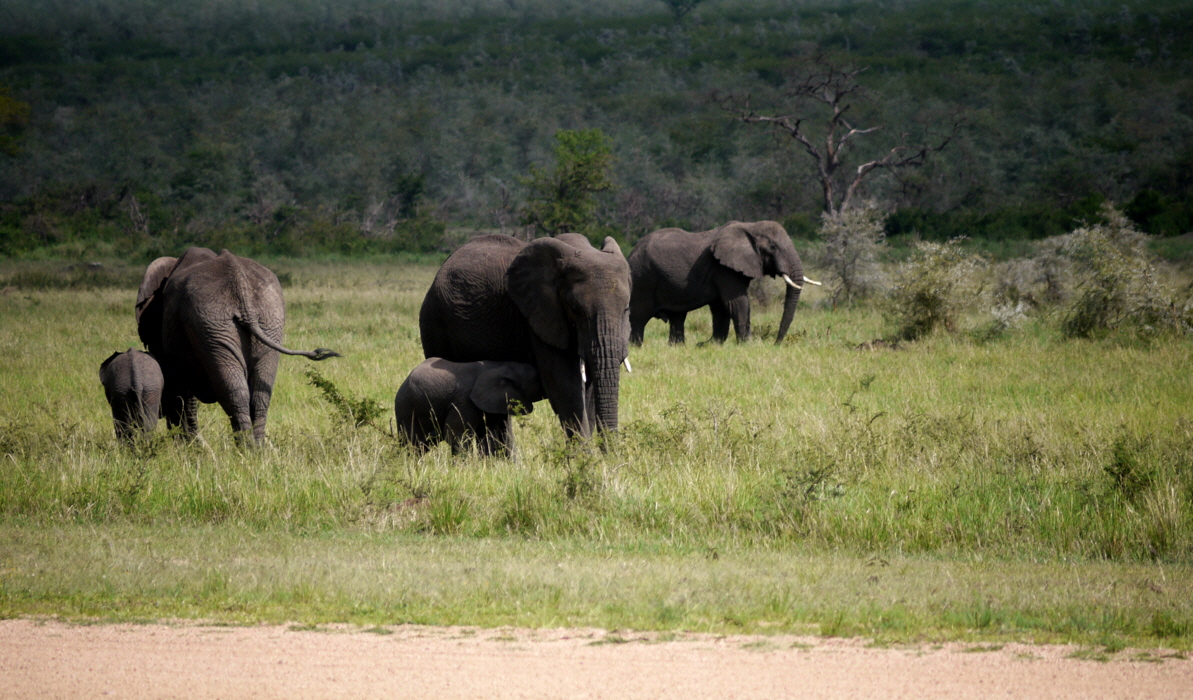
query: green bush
520 129 615 237
885 238 985 341
1060 204 1183 338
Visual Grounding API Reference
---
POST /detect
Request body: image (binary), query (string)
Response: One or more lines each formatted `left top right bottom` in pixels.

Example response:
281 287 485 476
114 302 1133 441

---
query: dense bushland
2 0 1193 260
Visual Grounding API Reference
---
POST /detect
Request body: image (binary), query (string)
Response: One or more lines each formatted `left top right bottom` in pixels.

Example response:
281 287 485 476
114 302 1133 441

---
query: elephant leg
709 300 731 343
163 393 195 439
726 294 751 341
713 271 751 342
629 309 648 346
249 353 279 444
667 311 688 344
215 377 253 442
533 339 589 439
162 395 180 430
446 405 475 455
629 323 645 346
183 396 200 435
475 417 503 457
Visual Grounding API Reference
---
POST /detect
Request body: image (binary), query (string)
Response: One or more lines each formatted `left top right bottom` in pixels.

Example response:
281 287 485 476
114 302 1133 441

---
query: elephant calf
395 358 544 456
99 348 163 442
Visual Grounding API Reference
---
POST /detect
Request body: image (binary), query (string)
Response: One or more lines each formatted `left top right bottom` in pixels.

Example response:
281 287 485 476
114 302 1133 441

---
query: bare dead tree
719 56 962 216
659 0 705 22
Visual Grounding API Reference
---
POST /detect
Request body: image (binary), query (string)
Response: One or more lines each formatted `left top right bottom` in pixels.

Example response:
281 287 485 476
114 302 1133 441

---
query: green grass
3 524 1191 647
0 260 1191 647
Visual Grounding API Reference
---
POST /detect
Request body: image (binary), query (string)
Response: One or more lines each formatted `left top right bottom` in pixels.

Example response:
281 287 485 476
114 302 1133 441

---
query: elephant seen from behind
395 358 544 456
99 348 163 443
136 247 340 445
419 233 631 441
628 221 818 345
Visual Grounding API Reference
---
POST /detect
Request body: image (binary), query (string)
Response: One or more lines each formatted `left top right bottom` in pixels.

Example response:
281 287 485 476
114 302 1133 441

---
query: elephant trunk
587 322 626 434
775 279 802 344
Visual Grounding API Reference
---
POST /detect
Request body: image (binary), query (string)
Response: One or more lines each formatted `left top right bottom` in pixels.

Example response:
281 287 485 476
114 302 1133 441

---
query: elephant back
420 235 533 363
629 227 717 287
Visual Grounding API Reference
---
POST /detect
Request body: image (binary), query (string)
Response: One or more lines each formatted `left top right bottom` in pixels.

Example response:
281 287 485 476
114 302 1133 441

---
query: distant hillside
1 0 1191 258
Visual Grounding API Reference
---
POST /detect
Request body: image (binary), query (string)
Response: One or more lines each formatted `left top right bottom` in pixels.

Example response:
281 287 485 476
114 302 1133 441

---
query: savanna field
1 256 1191 649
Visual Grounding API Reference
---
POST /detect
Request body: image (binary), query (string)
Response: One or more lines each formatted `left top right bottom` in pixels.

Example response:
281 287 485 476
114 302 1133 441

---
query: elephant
135 247 340 444
99 348 163 442
628 221 819 345
419 233 631 440
394 358 544 456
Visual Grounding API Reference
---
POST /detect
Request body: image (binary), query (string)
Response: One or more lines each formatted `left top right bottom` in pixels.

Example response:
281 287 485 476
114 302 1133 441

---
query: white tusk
804 276 823 286
782 274 803 290
580 359 587 384
623 357 632 373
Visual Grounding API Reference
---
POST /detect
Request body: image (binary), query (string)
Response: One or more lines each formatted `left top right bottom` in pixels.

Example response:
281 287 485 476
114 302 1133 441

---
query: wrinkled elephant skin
419 234 631 440
136 247 339 444
99 348 164 443
395 358 544 456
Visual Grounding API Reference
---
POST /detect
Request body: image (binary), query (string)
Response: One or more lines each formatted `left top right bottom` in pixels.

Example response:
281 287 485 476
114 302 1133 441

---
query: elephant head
507 235 631 435
710 221 807 343
471 362 545 417
135 248 219 354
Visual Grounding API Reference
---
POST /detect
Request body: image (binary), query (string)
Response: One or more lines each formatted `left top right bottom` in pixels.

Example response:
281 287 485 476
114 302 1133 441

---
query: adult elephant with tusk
419 233 632 440
628 220 820 345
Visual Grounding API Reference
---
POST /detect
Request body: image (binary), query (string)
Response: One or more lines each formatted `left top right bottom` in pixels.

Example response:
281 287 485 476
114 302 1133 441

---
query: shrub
886 238 985 341
991 244 1069 310
305 368 387 430
818 202 888 306
1059 204 1182 338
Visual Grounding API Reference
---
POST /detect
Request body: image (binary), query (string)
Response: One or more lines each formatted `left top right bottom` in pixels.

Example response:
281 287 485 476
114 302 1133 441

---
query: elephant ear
99 350 122 383
601 236 625 256
711 222 763 279
471 366 539 415
135 257 177 323
507 238 573 349
135 256 179 350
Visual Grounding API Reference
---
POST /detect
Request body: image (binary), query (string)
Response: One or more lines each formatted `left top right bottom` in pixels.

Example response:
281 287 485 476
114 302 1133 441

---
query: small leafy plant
305 368 386 430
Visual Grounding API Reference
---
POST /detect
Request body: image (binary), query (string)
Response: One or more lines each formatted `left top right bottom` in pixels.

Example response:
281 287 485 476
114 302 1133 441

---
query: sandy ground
2 619 1190 699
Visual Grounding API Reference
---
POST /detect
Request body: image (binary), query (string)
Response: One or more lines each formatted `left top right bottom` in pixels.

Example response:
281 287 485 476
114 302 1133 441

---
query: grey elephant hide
628 220 807 345
136 247 339 444
99 348 164 442
395 358 544 456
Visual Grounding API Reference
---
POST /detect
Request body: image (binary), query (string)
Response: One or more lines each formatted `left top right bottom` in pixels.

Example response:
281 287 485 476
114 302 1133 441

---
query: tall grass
1 261 1190 565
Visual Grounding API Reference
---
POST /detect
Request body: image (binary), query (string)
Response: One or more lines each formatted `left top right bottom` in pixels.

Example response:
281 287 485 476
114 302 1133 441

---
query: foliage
886 238 985 340
818 202 888 305
1060 204 1184 338
2 0 1193 252
0 87 29 157
520 129 615 237
305 368 386 430
990 243 1069 310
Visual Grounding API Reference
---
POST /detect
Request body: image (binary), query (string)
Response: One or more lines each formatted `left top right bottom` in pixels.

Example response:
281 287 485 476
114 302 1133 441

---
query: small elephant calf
99 348 164 442
394 358 544 456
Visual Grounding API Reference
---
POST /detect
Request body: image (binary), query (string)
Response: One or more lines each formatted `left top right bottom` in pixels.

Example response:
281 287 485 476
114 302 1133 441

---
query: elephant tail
236 315 341 361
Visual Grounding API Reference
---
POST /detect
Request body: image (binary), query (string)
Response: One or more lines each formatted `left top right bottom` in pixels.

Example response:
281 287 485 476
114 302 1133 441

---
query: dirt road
2 619 1190 699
